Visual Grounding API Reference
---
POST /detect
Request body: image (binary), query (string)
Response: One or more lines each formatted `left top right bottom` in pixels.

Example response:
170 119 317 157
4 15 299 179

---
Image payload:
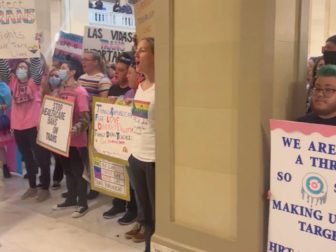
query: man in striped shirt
78 51 111 100
78 51 111 199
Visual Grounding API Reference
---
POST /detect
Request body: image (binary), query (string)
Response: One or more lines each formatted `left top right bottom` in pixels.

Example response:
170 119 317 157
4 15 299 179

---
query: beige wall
173 0 239 240
309 0 336 56
154 0 306 251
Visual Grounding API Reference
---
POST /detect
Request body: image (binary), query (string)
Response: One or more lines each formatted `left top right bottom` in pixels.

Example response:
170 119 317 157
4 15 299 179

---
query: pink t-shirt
9 75 41 130
58 85 89 147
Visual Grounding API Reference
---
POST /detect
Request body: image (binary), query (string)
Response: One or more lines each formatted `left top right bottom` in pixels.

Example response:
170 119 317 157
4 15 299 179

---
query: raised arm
30 57 44 84
0 59 11 83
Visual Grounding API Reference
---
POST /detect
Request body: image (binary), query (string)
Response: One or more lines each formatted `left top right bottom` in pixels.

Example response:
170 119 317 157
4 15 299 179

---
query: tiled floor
0 175 144 252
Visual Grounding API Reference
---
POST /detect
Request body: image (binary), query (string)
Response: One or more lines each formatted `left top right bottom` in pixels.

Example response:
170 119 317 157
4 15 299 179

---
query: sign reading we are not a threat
268 120 336 252
37 95 74 157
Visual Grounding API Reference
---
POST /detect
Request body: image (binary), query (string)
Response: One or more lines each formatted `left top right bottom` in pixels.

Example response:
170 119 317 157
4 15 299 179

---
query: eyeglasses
312 87 336 97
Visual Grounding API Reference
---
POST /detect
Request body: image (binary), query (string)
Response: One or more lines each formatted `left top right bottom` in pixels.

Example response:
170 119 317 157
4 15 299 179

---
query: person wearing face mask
41 68 64 189
0 57 51 202
51 58 90 218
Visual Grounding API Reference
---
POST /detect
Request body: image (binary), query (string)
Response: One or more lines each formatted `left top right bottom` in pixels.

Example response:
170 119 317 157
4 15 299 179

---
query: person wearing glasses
298 65 336 125
79 51 111 100
78 50 111 200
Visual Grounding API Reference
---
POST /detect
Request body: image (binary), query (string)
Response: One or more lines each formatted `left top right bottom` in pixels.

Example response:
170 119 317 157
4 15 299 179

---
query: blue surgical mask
16 68 28 81
58 69 68 81
49 76 61 88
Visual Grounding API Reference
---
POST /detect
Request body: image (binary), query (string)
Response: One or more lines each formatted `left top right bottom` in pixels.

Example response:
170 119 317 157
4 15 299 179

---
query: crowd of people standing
0 36 155 252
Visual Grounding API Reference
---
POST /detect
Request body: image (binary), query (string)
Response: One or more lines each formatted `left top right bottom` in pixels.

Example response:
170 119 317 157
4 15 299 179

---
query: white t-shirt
131 83 155 162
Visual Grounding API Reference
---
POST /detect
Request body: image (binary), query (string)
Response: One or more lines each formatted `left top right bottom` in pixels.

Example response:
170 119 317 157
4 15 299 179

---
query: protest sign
89 96 132 200
0 0 40 59
134 0 154 39
268 119 336 252
90 153 130 201
53 31 83 62
93 98 133 162
83 25 134 63
37 95 74 157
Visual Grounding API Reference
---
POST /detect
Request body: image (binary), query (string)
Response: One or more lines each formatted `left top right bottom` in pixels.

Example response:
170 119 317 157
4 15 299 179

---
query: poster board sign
0 0 40 59
37 95 74 157
89 96 132 200
268 119 336 252
134 0 154 39
83 25 134 63
53 31 83 62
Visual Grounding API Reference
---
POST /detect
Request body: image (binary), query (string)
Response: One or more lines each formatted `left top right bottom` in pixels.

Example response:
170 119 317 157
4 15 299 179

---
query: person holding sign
51 58 90 218
126 38 155 251
103 52 138 225
0 57 51 202
298 65 336 125
41 67 65 189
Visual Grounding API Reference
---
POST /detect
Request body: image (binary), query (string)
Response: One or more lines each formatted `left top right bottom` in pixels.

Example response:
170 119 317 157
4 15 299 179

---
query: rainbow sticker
132 100 150 119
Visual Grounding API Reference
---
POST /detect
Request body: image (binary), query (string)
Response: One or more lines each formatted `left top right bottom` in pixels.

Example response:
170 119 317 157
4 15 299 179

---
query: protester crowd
0 35 155 252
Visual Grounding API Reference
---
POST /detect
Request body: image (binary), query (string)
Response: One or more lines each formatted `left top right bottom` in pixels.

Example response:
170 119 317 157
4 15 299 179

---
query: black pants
112 186 137 214
14 127 51 190
52 154 64 182
57 147 88 207
127 155 155 252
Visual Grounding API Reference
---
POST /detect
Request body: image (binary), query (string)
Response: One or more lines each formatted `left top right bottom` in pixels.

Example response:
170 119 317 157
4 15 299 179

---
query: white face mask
58 69 68 81
16 68 28 81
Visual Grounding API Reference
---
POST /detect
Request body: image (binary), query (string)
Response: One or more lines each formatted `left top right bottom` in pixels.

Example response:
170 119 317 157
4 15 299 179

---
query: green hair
318 64 336 77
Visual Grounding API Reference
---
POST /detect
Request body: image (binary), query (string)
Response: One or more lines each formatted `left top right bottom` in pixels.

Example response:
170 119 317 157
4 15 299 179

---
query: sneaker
132 225 145 243
103 206 125 219
125 222 142 239
52 201 77 210
36 189 50 202
87 190 99 200
118 211 137 225
21 188 38 200
52 181 61 190
72 206 88 218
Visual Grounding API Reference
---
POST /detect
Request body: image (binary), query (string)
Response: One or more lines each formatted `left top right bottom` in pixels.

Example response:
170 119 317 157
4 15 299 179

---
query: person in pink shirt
0 58 51 202
51 58 90 218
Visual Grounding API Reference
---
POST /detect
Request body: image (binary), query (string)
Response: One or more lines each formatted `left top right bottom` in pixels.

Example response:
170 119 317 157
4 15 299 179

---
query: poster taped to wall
83 25 134 63
89 96 132 200
53 31 83 62
37 95 74 157
0 0 40 59
268 119 336 252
